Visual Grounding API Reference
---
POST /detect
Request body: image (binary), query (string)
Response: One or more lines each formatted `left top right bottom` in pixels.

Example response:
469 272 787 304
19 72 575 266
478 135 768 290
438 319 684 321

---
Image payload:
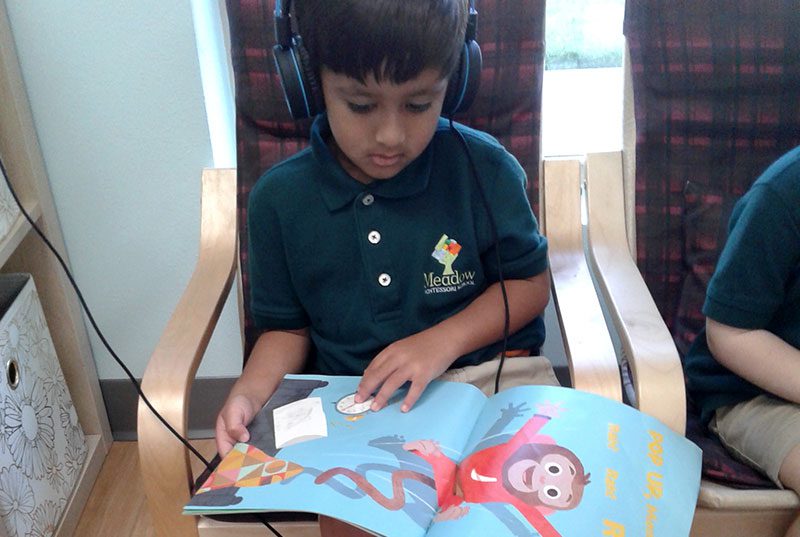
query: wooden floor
73 439 217 537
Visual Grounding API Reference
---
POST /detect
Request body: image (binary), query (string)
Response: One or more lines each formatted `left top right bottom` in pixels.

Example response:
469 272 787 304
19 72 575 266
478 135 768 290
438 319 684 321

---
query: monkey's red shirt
411 414 561 537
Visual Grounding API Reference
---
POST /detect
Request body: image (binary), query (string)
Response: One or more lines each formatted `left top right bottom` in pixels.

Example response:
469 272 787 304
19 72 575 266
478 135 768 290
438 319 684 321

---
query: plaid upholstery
227 0 546 359
624 0 800 489
625 0 800 351
675 182 739 356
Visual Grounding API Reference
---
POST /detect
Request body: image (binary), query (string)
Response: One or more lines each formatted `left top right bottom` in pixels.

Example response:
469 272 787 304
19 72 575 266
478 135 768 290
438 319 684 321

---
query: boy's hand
356 331 455 413
215 394 259 457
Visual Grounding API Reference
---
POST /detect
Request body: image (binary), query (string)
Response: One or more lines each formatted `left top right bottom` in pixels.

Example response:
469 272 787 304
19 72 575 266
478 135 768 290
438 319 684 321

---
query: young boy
684 145 800 536
216 0 552 498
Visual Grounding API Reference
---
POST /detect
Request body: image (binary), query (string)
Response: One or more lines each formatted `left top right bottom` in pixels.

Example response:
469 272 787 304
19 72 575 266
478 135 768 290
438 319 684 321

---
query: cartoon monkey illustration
315 403 589 537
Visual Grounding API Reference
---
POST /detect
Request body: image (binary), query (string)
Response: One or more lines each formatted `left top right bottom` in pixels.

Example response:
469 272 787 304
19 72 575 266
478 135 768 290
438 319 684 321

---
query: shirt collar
310 114 434 211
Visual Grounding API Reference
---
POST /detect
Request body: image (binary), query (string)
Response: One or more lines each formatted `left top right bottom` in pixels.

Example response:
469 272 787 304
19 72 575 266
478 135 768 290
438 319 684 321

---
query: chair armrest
542 158 622 402
584 151 686 435
137 168 238 537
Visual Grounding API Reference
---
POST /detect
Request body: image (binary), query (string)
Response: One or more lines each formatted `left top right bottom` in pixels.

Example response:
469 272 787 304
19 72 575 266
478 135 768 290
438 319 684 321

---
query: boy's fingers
401 380 426 413
225 408 251 441
355 380 375 403
356 361 389 402
217 437 234 458
371 373 406 411
232 424 250 443
215 409 251 456
215 418 234 456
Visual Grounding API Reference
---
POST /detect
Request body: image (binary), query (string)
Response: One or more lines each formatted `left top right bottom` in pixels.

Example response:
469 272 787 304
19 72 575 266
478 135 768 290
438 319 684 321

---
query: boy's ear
442 39 482 117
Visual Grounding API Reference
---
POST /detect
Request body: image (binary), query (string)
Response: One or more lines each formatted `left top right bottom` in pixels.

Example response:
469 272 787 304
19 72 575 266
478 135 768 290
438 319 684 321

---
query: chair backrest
624 0 800 357
227 0 547 359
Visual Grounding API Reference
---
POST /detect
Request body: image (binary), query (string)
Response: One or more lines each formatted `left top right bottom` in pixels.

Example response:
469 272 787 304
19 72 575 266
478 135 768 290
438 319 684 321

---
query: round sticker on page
335 393 374 421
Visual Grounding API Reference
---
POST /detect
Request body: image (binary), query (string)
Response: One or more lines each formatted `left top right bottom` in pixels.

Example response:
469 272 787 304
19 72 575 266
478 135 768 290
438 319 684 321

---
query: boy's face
320 68 448 184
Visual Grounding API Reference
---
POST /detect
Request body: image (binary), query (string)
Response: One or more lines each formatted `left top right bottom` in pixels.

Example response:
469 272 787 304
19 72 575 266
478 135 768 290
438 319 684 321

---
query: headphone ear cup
442 40 483 116
273 44 312 120
294 39 325 116
272 37 324 120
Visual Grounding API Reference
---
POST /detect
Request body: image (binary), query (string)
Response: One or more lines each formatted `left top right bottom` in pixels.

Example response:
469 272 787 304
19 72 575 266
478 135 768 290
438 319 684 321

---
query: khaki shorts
710 394 800 487
437 354 560 397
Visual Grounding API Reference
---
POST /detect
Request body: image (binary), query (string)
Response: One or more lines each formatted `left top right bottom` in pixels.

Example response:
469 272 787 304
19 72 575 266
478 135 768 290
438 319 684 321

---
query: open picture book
184 374 702 537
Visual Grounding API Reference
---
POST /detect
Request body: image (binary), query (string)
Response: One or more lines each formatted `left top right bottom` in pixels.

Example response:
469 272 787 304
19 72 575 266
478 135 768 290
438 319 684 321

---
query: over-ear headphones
272 0 482 120
442 1 482 117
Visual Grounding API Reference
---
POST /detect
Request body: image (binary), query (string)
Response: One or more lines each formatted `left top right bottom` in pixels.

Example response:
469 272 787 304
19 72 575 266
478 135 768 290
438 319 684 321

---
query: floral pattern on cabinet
0 274 86 537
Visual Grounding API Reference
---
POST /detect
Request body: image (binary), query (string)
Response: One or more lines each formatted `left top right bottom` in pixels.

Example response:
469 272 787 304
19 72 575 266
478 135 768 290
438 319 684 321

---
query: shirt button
362 193 375 206
368 231 381 244
378 273 392 287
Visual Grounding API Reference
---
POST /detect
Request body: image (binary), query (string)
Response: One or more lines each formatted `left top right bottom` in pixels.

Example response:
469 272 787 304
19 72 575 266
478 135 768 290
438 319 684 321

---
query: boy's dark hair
295 0 469 85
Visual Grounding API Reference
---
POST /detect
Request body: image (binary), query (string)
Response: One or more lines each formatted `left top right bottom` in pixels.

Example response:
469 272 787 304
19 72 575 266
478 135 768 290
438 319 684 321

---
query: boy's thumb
235 426 250 443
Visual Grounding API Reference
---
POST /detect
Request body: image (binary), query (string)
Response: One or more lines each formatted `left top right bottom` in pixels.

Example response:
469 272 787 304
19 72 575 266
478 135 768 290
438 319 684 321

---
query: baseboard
103 365 572 440
101 376 236 441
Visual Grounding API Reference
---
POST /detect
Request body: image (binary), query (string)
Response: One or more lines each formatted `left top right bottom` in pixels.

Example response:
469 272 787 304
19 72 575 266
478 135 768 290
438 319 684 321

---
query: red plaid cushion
625 0 800 341
673 182 741 356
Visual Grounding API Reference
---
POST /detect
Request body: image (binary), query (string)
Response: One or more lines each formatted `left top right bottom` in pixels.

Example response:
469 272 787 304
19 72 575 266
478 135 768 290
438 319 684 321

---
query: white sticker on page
273 397 328 449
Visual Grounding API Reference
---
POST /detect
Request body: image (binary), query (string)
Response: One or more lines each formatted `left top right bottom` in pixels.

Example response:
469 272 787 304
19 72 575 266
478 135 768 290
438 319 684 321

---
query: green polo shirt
685 145 800 424
248 114 548 375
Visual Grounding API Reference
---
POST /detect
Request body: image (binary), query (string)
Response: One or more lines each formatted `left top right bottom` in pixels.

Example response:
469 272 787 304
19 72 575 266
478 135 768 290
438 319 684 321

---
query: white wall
5 1 242 379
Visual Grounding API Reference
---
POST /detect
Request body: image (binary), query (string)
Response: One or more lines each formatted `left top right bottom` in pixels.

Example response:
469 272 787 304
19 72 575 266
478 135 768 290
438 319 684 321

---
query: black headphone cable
447 118 511 395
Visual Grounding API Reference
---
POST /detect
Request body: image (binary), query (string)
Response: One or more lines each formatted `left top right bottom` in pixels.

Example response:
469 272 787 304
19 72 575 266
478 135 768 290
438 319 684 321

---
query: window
542 0 625 157
191 0 236 168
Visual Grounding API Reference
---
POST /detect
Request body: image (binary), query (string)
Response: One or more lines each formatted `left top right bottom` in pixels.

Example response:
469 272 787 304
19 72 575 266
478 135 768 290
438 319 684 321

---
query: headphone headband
277 0 474 45
272 0 481 119
274 0 293 49
466 1 477 42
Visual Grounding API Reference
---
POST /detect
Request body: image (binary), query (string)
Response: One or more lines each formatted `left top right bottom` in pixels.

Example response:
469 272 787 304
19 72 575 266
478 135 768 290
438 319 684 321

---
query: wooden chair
585 1 800 535
137 1 622 536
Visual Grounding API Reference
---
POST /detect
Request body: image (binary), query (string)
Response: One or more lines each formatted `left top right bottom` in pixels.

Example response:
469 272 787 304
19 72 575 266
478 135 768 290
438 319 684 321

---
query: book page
420 385 702 537
185 374 487 537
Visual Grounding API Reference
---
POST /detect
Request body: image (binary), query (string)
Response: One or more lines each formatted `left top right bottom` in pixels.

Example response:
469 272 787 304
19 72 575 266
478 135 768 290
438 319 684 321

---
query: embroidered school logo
424 234 476 295
432 234 461 275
